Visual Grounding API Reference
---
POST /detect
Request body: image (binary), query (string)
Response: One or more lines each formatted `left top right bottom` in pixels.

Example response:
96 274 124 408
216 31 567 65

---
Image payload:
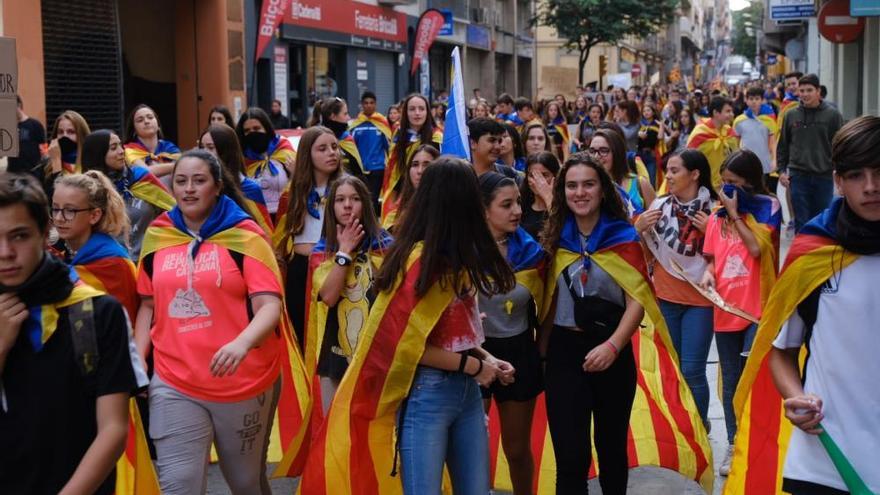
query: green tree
534 0 678 86
732 0 763 57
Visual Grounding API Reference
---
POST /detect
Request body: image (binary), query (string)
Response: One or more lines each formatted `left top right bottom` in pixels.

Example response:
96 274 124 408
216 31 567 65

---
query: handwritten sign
0 37 18 157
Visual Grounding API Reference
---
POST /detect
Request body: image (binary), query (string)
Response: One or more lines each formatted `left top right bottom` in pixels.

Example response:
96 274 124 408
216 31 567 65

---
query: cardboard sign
538 66 578 100
0 37 18 158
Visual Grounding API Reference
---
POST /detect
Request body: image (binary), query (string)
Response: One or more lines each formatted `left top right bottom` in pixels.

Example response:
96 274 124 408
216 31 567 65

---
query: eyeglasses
587 147 612 158
51 207 92 221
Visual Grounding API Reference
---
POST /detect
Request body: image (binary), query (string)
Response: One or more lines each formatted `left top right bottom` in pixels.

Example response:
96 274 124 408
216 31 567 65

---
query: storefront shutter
373 52 397 112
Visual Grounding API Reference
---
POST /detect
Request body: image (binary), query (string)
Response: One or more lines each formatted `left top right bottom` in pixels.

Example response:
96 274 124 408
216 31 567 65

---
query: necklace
496 236 508 246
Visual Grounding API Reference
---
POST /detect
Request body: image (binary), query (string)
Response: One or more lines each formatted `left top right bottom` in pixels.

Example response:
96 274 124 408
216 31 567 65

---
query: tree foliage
534 0 679 85
732 0 763 57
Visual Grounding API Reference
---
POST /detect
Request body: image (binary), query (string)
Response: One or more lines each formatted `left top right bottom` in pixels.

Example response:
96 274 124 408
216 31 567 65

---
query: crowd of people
1 69 877 495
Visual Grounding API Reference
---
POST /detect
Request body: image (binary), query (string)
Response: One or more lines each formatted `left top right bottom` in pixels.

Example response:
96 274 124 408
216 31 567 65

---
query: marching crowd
0 69 877 495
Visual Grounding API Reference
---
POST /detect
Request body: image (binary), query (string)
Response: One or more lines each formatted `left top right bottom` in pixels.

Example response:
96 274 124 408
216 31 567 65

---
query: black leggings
284 253 309 346
545 326 636 495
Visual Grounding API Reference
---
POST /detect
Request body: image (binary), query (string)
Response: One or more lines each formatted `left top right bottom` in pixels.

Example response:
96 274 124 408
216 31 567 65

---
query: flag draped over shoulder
139 196 312 474
507 214 715 493
299 243 459 495
71 232 139 320
716 185 782 306
551 118 572 155
239 176 274 236
686 118 739 189
441 47 471 161
243 135 297 178
124 138 181 166
115 400 160 495
734 104 779 138
350 112 393 141
724 198 859 494
380 129 443 220
120 165 176 212
339 130 365 174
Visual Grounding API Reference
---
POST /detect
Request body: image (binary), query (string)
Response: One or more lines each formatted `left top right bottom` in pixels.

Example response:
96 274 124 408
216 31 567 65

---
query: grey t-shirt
479 283 532 339
554 260 626 328
735 117 772 173
126 197 159 262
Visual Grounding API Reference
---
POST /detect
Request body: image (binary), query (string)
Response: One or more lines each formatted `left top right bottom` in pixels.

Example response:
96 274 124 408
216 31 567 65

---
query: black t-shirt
7 118 46 174
0 295 138 495
521 203 548 240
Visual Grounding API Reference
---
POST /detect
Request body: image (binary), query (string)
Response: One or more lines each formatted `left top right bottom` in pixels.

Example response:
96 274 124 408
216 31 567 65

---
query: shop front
274 0 409 125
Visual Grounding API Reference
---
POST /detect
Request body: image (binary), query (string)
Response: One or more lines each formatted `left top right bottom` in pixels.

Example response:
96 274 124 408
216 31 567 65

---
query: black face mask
243 131 272 154
58 136 78 156
324 119 349 138
836 200 880 255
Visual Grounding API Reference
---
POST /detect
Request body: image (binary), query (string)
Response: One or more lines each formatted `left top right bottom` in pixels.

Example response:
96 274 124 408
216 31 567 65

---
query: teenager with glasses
587 128 655 216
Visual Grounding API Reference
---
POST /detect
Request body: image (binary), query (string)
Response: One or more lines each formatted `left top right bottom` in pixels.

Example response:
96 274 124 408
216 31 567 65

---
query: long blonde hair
55 170 131 246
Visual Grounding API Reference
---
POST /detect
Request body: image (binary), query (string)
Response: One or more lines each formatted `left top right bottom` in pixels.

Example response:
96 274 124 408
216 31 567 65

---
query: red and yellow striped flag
115 400 160 494
686 118 739 189
350 112 393 141
380 130 442 220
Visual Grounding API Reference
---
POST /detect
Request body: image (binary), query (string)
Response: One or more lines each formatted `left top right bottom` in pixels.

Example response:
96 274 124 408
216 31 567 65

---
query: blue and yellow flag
441 47 471 161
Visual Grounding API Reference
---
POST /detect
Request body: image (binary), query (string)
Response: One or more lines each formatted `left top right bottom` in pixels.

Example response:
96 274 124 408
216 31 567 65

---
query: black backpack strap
68 298 99 377
142 252 156 280
228 250 254 320
795 285 822 385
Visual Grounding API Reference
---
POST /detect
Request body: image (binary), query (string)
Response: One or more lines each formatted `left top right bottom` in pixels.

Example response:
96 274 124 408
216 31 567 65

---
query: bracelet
457 352 469 374
604 340 619 356
467 358 483 377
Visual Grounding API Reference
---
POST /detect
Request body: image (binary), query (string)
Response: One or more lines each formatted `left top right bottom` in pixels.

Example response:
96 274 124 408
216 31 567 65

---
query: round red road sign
819 0 865 44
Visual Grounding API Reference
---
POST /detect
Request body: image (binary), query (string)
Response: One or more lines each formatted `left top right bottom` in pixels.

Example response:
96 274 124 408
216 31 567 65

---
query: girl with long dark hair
519 151 559 239
544 101 571 162
637 103 664 187
123 104 181 181
497 122 527 173
478 172 546 495
635 149 718 427
386 144 440 230
615 100 641 153
299 158 516 495
539 153 645 494
236 107 297 218
275 126 342 345
379 94 442 221
207 105 236 129
81 129 175 260
577 103 604 151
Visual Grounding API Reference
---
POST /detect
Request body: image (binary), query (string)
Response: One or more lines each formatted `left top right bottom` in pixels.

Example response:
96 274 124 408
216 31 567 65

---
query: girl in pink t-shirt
701 149 780 475
134 150 284 494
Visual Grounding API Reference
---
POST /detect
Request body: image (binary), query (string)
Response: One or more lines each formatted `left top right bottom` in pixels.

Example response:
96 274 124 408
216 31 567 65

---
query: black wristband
457 352 469 374
467 358 483 377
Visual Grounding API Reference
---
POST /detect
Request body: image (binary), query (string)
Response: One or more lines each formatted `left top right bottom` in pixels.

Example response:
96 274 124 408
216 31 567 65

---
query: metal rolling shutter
373 53 397 111
42 0 124 133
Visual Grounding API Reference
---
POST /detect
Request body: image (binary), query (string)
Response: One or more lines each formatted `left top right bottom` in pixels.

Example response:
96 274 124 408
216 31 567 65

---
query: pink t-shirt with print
137 240 282 401
703 214 764 331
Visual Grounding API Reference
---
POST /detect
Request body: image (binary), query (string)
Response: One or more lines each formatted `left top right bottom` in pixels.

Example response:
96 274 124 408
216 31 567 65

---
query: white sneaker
720 445 734 476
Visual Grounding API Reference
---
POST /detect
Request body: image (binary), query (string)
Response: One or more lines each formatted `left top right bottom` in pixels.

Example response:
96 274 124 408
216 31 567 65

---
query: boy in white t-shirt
769 115 880 494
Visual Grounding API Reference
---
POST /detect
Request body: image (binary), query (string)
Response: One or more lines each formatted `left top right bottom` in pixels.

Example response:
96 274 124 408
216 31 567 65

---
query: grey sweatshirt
777 101 844 176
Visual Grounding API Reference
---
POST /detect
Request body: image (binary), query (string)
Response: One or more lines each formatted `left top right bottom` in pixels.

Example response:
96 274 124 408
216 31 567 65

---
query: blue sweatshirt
350 121 390 172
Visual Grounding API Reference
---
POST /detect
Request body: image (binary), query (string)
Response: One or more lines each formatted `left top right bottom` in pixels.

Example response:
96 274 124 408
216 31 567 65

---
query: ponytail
55 171 131 245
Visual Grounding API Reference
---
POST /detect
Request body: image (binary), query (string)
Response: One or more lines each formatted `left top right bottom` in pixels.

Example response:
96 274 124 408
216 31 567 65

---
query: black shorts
480 329 543 402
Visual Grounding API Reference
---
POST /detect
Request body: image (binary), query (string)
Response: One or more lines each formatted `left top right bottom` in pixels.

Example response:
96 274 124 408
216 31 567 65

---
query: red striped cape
723 198 859 494
379 130 442 220
140 212 312 474
127 165 176 212
298 244 458 494
686 118 739 189
506 215 714 493
123 139 181 166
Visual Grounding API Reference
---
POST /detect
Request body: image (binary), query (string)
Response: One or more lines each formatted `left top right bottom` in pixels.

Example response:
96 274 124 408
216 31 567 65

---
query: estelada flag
724 198 860 494
339 130 365 175
380 129 443 220
298 243 461 494
120 165 176 212
686 118 739 189
274 231 394 476
115 400 160 495
71 232 139 320
512 214 715 493
124 138 181 166
139 196 312 473
243 134 296 179
240 176 274 236
350 112 393 142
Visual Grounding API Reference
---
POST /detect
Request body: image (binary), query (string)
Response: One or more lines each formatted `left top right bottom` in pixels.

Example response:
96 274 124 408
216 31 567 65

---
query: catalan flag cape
240 175 274 236
299 243 462 495
716 184 782 306
686 118 739 189
244 134 296 179
551 117 572 154
124 138 181 166
339 130 365 175
528 214 714 493
724 198 860 494
777 96 799 131
118 165 176 212
734 104 779 138
71 232 139 320
116 400 160 495
380 129 443 220
350 112 393 141
139 196 312 473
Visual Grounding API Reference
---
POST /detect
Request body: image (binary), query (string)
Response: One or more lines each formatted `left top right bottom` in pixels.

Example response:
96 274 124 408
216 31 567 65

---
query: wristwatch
334 251 353 267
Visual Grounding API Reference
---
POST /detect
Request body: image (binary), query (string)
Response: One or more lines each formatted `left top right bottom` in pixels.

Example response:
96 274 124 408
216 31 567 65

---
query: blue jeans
715 324 758 444
659 301 714 423
399 367 489 495
639 149 658 188
789 172 834 232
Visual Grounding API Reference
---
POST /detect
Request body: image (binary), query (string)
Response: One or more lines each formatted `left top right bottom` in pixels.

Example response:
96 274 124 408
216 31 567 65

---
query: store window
307 45 344 108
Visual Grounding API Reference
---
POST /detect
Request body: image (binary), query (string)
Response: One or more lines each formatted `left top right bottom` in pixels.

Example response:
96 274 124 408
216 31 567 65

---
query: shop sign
286 0 406 43
0 37 18 157
439 9 454 36
769 0 816 21
467 24 490 50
